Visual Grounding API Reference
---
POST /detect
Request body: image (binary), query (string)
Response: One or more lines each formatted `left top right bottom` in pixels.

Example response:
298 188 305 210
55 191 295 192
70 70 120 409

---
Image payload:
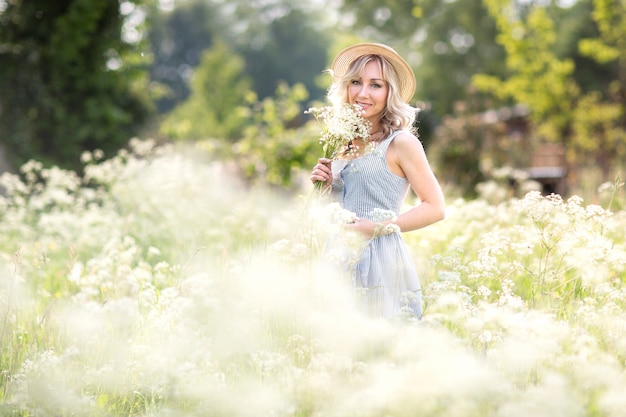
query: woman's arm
345 132 445 238
389 131 446 232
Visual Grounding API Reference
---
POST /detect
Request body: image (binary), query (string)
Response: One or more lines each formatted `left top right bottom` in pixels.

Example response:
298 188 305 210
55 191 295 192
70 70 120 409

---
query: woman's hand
343 218 396 239
310 158 333 187
343 217 373 238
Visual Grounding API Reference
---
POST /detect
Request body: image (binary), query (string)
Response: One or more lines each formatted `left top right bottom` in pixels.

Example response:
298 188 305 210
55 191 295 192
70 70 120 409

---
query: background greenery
0 0 624 194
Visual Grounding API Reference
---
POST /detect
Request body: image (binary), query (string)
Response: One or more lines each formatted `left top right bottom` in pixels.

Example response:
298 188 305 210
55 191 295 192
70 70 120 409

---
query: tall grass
1 139 625 416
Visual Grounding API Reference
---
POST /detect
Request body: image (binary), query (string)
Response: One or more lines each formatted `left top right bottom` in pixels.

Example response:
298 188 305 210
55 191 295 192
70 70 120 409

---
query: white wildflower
478 329 493 344
477 285 492 299
305 104 371 159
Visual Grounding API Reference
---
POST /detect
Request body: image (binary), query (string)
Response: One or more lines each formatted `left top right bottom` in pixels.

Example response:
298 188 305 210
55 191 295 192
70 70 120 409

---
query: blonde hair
327 54 418 138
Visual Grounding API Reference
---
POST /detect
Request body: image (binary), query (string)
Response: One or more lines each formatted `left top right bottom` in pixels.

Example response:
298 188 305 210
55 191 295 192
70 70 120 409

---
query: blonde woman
310 43 445 319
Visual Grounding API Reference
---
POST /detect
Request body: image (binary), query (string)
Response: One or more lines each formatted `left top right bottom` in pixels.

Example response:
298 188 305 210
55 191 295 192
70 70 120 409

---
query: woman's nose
356 85 368 97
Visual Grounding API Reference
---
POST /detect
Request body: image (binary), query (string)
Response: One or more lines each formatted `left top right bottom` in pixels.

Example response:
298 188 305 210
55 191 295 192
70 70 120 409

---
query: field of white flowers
1 138 625 417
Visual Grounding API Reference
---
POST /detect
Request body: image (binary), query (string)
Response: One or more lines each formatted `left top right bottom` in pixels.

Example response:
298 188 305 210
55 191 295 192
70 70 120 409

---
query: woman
310 43 445 319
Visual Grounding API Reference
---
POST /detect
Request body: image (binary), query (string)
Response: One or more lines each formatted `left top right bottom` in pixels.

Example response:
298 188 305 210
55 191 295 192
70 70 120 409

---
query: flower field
1 139 626 417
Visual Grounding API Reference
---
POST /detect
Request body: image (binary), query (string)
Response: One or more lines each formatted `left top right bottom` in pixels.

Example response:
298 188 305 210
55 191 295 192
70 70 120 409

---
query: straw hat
331 43 416 103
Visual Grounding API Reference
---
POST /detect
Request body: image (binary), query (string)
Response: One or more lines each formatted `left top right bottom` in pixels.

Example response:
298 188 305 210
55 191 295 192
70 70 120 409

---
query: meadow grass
1 139 625 416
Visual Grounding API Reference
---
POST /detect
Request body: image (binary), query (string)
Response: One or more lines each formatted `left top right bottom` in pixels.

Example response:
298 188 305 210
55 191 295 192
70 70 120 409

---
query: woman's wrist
373 221 401 237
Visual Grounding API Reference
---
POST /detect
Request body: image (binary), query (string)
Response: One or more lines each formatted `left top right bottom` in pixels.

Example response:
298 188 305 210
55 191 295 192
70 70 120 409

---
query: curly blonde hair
327 54 418 138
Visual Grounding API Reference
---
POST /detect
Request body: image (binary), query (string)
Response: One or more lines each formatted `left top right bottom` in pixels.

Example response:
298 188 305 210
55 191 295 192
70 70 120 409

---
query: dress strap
376 129 405 154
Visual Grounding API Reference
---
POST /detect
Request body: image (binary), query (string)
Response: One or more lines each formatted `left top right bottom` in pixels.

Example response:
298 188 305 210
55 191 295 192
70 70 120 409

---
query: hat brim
331 43 416 103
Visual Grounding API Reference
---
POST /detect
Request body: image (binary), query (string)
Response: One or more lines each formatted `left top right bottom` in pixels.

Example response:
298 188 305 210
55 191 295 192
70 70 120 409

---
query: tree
210 81 316 188
159 41 254 141
146 0 332 116
146 0 220 113
149 1 334 187
551 0 615 95
473 0 626 179
237 8 330 102
0 0 154 171
571 0 626 176
472 0 580 141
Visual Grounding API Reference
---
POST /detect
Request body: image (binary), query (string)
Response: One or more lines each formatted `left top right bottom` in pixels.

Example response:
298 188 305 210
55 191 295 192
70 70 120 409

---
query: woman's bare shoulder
392 130 425 154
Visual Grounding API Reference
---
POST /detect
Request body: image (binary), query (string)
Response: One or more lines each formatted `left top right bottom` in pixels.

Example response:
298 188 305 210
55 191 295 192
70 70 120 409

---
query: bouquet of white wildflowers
305 103 372 159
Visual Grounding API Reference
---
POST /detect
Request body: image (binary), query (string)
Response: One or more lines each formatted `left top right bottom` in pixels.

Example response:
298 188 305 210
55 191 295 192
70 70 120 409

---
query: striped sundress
334 130 423 319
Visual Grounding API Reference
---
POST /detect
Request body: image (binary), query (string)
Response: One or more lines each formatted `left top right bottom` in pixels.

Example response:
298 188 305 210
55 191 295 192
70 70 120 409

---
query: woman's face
347 60 388 126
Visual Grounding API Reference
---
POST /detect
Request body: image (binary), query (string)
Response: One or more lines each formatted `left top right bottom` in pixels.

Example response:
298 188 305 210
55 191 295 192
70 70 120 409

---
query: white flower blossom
305 104 372 159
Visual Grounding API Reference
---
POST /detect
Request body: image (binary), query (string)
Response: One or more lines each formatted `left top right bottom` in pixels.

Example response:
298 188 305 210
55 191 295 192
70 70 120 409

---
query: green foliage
571 0 626 172
579 0 626 65
146 0 221 113
0 0 154 171
549 0 615 98
196 81 317 188
237 8 331 102
336 0 425 40
578 38 618 64
158 36 320 189
572 92 625 152
472 0 580 141
146 0 331 116
473 0 626 180
160 41 254 141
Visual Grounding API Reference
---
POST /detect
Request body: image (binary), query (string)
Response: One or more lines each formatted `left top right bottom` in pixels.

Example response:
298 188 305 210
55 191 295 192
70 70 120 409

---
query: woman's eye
372 83 382 88
351 80 361 85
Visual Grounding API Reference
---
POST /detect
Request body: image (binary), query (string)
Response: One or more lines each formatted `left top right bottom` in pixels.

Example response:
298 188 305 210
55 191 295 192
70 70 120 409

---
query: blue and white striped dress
334 130 422 319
